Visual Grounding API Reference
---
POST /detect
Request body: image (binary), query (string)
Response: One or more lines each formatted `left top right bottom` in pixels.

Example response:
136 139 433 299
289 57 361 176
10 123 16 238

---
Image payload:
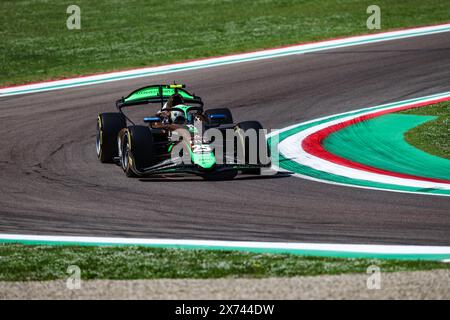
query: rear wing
116 84 203 109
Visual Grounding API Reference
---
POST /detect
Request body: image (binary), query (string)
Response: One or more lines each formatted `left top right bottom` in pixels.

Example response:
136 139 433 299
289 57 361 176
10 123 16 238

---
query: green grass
399 101 450 160
1 0 449 86
0 244 448 281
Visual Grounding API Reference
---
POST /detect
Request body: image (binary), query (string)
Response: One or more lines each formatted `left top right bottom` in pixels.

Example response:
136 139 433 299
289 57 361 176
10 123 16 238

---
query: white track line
1 233 450 258
277 95 450 190
269 92 450 196
1 23 450 97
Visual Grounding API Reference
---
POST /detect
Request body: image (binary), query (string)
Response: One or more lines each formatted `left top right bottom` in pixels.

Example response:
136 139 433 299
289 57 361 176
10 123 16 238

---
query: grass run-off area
400 101 450 160
1 0 450 85
0 244 449 281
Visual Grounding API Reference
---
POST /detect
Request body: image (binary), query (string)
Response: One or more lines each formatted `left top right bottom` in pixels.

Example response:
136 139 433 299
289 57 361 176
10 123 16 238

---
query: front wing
127 155 269 177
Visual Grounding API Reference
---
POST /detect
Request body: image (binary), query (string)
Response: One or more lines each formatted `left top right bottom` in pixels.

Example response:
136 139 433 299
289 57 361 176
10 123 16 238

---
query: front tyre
235 121 270 174
96 113 126 163
120 126 154 177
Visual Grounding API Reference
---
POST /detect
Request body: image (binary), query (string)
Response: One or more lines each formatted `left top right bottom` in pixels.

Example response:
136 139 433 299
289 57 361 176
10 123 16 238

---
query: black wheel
120 126 154 177
205 108 233 125
235 121 270 173
97 113 126 163
201 169 238 181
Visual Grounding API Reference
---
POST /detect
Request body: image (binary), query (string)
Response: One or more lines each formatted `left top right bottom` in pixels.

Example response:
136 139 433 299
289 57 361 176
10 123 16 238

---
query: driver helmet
163 93 184 110
170 108 186 124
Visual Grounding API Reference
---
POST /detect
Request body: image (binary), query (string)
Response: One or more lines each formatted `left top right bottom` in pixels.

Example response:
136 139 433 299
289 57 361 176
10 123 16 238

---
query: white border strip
278 94 450 190
1 23 450 97
269 92 450 196
1 233 450 257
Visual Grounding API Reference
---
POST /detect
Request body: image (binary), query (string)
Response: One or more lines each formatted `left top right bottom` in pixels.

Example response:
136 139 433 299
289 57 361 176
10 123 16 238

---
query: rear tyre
96 113 126 163
235 121 270 174
120 126 154 177
205 108 233 125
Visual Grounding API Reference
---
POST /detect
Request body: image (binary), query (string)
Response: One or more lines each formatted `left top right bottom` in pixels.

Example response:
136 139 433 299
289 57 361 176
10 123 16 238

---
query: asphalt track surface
0 33 449 245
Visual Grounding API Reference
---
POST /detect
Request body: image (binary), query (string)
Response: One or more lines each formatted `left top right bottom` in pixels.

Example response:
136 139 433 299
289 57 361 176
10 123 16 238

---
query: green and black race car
96 84 270 180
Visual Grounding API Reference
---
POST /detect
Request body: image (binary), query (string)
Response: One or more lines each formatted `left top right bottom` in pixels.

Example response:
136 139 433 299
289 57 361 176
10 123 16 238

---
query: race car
96 84 270 180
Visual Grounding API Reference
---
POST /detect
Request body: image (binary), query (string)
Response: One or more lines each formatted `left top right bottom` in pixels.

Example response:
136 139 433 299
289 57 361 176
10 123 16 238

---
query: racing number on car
192 144 212 153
